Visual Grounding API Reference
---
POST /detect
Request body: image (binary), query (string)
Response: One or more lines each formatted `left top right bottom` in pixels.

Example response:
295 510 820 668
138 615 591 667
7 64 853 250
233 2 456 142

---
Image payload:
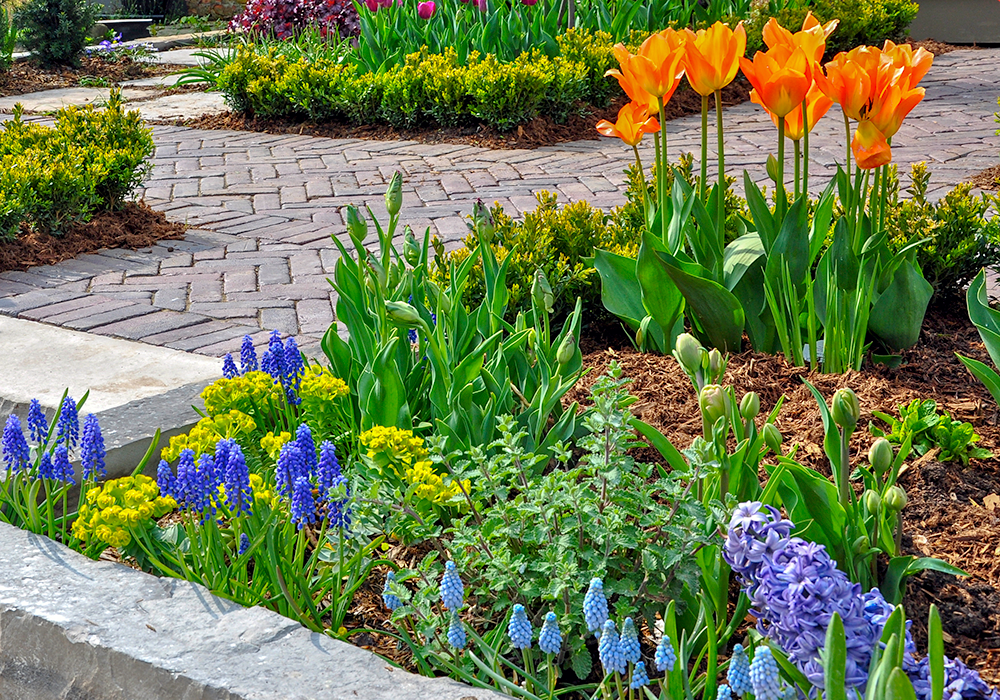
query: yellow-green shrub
0 92 153 239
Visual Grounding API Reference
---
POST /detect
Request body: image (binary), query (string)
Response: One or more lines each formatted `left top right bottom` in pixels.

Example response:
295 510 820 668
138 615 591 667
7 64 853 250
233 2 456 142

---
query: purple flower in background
276 443 304 498
52 445 75 483
295 423 316 477
222 354 239 379
56 396 79 448
283 337 304 403
240 335 258 374
290 475 316 529
266 330 286 383
365 0 378 10
2 415 30 472
157 459 176 500
417 0 435 18
223 441 252 516
80 414 106 480
27 399 48 444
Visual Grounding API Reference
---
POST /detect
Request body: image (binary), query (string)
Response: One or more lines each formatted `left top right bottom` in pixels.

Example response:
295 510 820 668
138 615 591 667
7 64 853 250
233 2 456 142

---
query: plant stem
802 97 810 198
658 96 669 244
700 94 709 202
777 117 786 216
838 427 852 511
715 88 725 245
794 139 801 200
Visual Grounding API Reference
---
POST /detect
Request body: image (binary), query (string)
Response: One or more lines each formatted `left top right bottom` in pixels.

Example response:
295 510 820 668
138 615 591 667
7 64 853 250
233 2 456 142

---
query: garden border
0 520 506 700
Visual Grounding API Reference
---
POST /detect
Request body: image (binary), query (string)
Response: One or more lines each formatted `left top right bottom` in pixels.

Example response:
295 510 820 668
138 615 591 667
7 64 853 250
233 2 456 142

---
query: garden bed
0 202 185 273
0 57 184 97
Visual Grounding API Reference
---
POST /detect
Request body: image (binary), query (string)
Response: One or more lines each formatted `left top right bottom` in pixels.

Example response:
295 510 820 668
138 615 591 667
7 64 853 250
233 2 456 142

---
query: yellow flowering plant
71 474 176 560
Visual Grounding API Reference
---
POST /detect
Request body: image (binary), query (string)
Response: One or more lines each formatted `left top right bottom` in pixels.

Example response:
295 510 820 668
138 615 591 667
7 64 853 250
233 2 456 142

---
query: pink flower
365 0 378 10
521 0 537 5
417 0 435 17
477 0 486 10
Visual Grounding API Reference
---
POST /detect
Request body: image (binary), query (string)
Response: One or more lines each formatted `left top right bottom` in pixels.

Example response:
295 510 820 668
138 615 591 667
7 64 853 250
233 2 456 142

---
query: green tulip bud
403 225 420 266
766 154 780 185
556 332 576 366
852 535 870 555
427 280 451 315
884 485 908 513
532 269 554 314
863 489 881 516
763 423 783 455
471 199 495 245
699 384 728 426
739 391 760 422
708 348 724 379
345 205 367 250
385 171 403 217
673 333 702 375
525 327 537 349
831 388 860 432
636 315 654 350
385 301 422 326
869 438 893 477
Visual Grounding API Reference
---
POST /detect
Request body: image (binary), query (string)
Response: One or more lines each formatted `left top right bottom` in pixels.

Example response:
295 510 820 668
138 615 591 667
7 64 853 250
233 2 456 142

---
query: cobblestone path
1 48 997 357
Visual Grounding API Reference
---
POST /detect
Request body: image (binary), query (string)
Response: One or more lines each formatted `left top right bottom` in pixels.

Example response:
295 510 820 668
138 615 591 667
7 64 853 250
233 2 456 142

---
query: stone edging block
0 522 504 700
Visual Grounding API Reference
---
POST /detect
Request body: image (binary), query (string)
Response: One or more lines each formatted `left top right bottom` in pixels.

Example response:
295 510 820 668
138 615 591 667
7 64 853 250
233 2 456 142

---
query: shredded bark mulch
0 57 185 98
159 79 752 151
906 38 977 56
0 201 186 273
567 307 1000 683
969 165 1000 192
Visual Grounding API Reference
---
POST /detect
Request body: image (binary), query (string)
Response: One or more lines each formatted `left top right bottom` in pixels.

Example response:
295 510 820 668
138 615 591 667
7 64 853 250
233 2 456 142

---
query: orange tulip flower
868 83 925 139
754 83 833 141
852 119 892 169
683 21 747 97
762 12 838 64
606 44 659 116
596 101 661 147
815 51 873 121
882 40 933 89
740 43 813 118
627 28 687 100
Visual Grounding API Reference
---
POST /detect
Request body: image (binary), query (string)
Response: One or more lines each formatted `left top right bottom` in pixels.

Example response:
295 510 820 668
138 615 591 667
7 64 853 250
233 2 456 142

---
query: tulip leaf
723 231 764 291
744 171 776 251
886 668 919 700
929 605 945 700
593 248 667 351
956 354 1000 406
966 269 1000 365
770 456 849 567
823 613 848 700
637 233 684 350
868 259 933 350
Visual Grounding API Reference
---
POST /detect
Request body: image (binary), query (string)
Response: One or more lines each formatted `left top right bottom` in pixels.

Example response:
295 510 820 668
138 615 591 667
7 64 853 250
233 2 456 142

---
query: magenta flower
477 0 486 10
417 0 435 17
522 0 537 5
365 0 378 10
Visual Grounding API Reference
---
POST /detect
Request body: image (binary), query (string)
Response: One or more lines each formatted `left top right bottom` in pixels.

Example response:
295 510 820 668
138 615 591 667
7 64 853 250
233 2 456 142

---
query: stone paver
1 48 997 358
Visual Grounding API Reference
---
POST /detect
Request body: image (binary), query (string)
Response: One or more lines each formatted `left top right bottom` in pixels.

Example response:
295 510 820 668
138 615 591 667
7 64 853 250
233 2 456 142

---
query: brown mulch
568 307 1000 683
0 57 185 97
0 201 186 273
969 165 1000 192
906 38 976 56
160 79 752 151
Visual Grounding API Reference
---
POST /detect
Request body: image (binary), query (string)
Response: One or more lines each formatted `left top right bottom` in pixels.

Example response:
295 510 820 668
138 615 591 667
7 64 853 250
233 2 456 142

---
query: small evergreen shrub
14 0 99 67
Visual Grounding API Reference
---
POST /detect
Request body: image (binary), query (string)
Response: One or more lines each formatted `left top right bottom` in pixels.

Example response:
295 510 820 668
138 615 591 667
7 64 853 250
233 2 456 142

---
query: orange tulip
882 40 933 89
754 83 833 141
683 21 747 96
596 101 661 147
815 51 873 121
868 83 925 138
740 44 813 119
852 119 892 169
627 28 687 100
606 44 659 116
762 12 838 64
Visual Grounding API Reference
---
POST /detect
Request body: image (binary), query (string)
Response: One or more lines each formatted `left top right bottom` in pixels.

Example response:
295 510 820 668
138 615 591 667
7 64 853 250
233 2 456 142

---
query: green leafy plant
0 4 17 71
15 0 100 66
872 398 993 465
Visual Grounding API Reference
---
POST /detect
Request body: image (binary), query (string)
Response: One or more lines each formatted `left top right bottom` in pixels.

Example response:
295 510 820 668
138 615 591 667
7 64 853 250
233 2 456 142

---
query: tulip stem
633 145 649 220
715 88 725 243
659 96 669 245
777 117 786 216
793 139 801 200
802 97 810 199
700 94 709 203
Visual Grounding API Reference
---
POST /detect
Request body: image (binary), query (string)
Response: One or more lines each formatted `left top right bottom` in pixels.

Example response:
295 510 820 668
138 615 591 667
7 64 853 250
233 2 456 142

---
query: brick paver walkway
1 48 997 357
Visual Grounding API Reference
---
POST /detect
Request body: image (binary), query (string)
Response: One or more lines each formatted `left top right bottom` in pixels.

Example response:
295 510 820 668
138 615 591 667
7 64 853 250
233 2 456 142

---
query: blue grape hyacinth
598 619 626 676
27 399 48 444
2 415 29 472
222 354 238 379
538 612 562 655
508 604 532 650
290 476 316 529
316 440 341 497
584 578 609 636
156 459 176 500
223 441 252 516
728 644 752 696
620 617 640 665
631 661 651 689
80 414 106 480
440 561 464 611
295 423 317 477
382 572 403 612
51 444 75 483
283 337 304 402
55 396 79 448
276 443 304 498
718 684 733 700
749 647 782 700
266 330 286 381
239 335 258 374
238 533 250 556
447 611 466 649
655 636 677 673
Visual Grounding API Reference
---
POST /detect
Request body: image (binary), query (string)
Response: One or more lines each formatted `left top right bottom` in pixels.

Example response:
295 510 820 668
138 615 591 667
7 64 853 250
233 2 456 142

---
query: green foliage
0 92 153 238
872 398 993 465
14 0 99 67
0 5 17 71
743 0 919 58
886 163 1000 299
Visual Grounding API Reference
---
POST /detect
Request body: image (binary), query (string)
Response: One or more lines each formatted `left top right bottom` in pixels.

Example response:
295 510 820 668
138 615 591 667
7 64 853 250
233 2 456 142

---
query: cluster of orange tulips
596 14 934 212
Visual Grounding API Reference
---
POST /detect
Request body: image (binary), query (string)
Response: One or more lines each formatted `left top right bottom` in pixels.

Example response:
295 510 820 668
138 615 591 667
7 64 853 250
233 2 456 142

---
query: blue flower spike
728 643 752 697
631 661 651 689
382 571 403 612
447 610 466 650
508 604 532 650
538 612 562 655
655 635 677 673
749 647 782 700
598 619 626 676
620 617 641 665
584 577 609 636
440 561 464 611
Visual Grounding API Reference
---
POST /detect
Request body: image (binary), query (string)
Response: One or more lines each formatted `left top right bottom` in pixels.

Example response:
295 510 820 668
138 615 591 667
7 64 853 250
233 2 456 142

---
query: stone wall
185 0 244 20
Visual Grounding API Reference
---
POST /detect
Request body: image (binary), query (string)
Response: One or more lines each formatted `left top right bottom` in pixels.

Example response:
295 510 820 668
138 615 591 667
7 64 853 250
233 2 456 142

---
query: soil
564 306 1000 684
0 57 184 97
158 79 753 151
0 201 186 273
906 38 976 56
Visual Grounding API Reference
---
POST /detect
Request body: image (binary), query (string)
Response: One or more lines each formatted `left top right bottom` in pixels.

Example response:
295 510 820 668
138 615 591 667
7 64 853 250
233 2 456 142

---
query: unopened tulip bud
673 333 702 375
832 388 860 432
385 171 403 217
884 485 908 513
471 199 494 244
766 154 780 185
556 332 576 366
636 316 654 350
699 384 728 426
708 348 724 378
740 392 760 422
852 536 870 555
863 489 881 516
403 225 420 266
385 301 422 326
869 438 893 477
763 423 782 455
345 205 367 249
532 269 554 314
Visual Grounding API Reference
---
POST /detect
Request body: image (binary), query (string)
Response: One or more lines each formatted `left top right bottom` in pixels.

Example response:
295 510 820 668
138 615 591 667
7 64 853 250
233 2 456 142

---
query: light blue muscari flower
447 611 466 649
440 561 464 611
728 644 752 696
598 619 626 676
538 612 562 655
382 571 403 611
718 684 733 700
749 647 782 700
620 617 640 665
583 578 609 636
631 661 651 689
655 636 677 673
508 604 532 650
